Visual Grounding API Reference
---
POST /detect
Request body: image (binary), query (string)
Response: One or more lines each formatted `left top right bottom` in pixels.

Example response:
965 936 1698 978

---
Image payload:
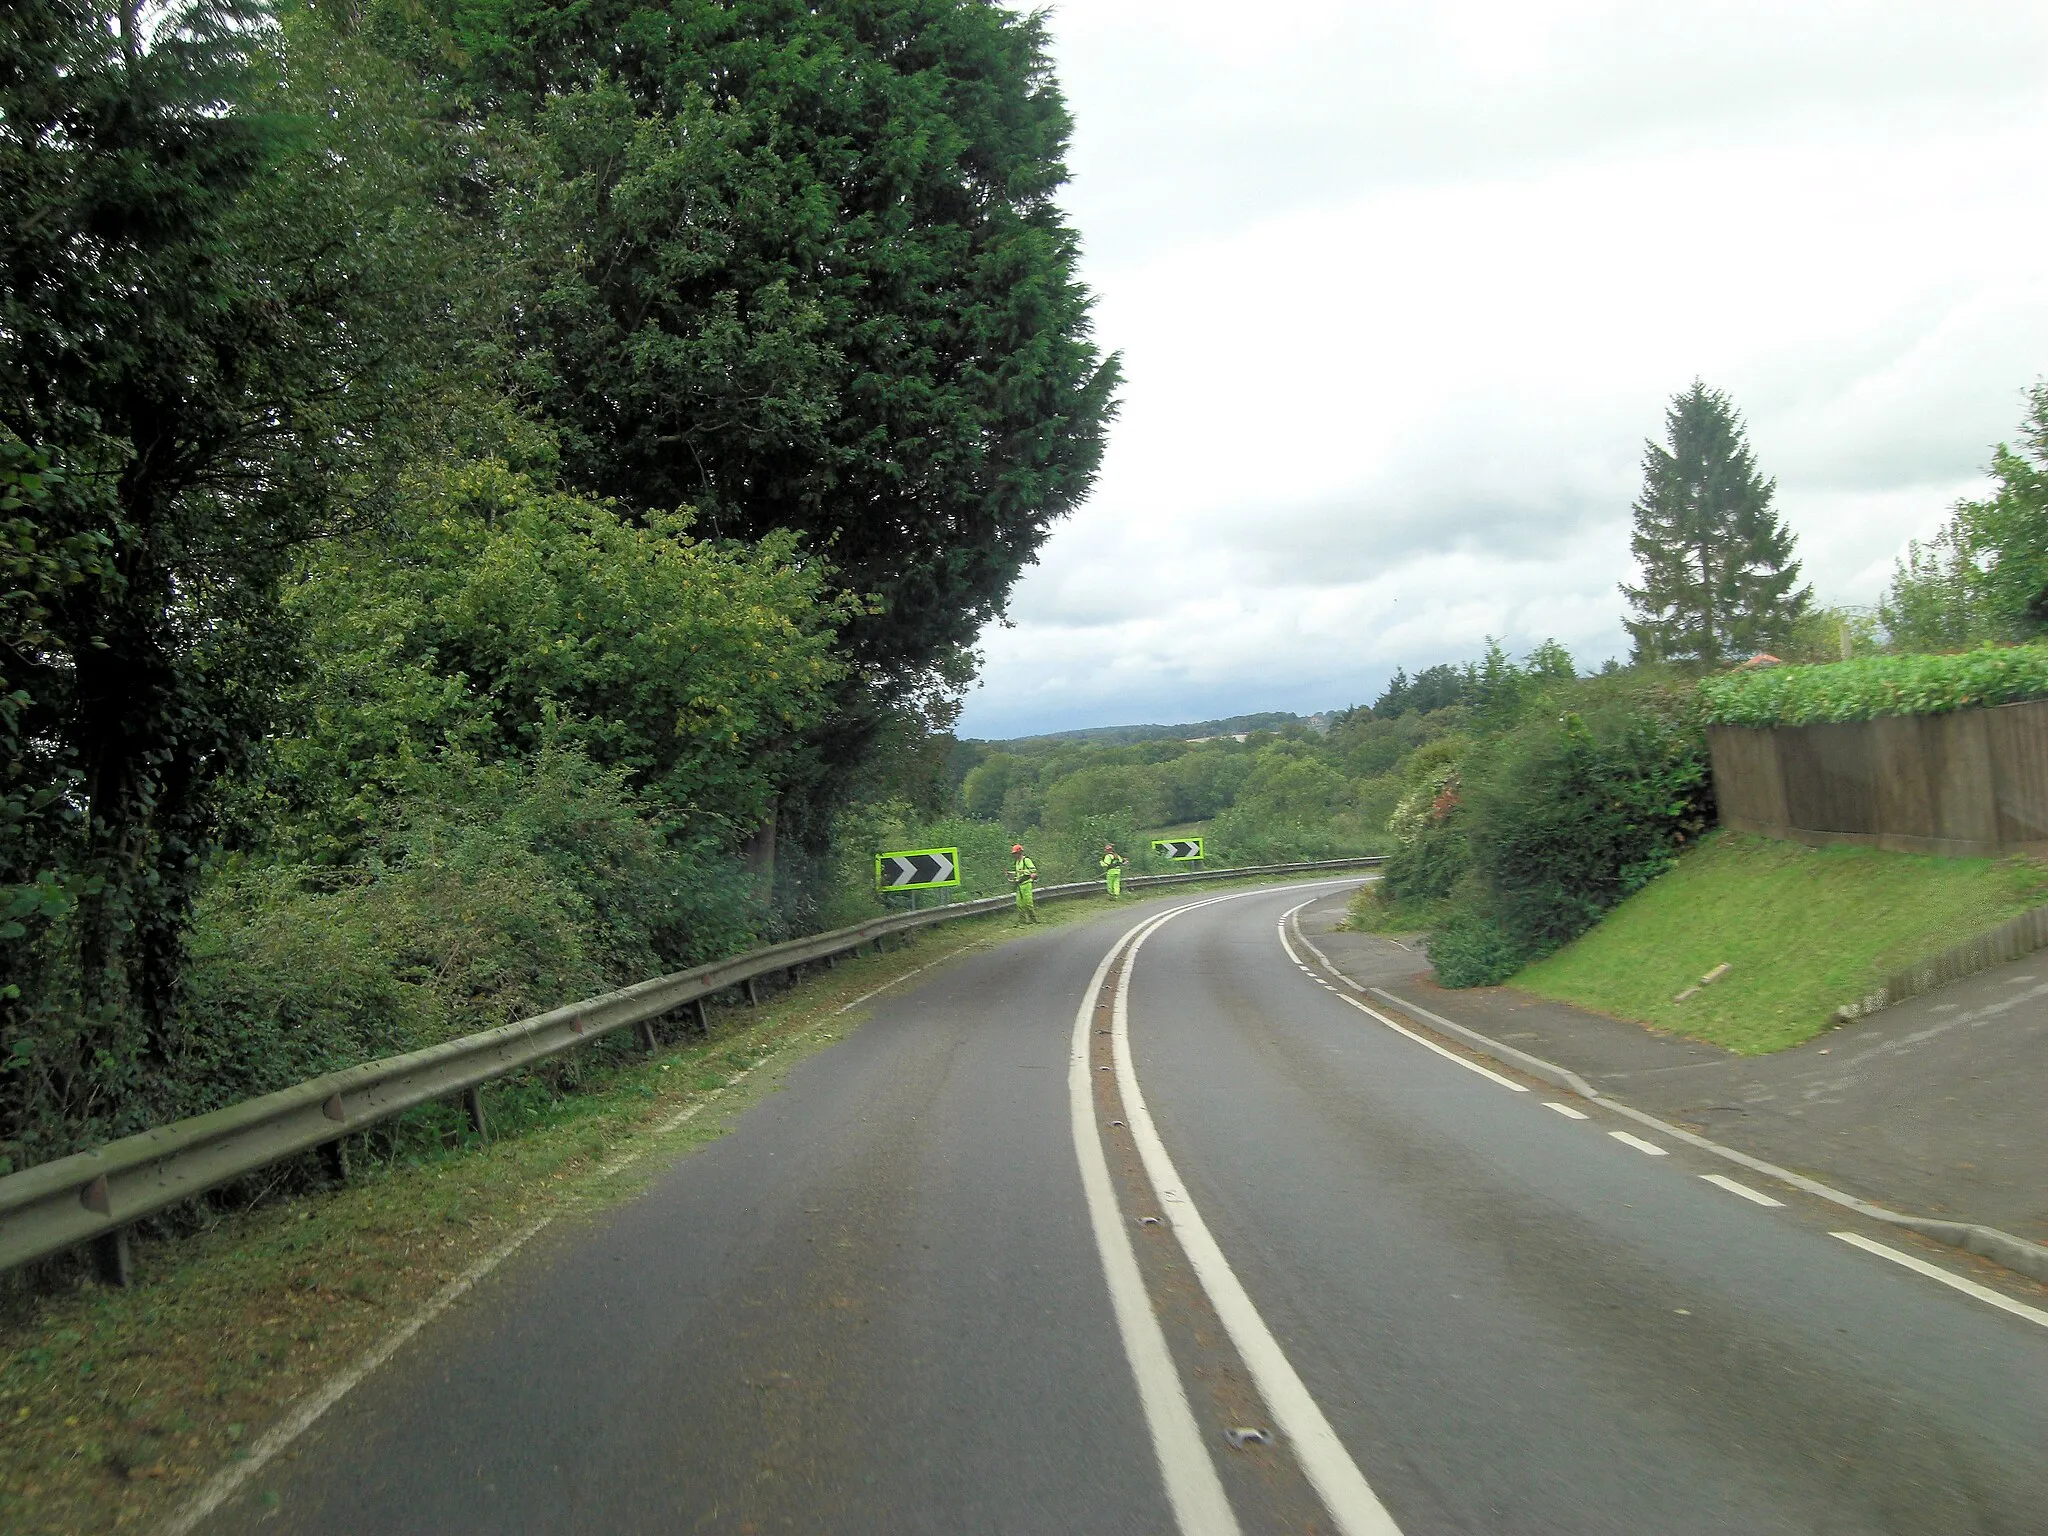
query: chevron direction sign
875 847 961 890
1152 837 1205 861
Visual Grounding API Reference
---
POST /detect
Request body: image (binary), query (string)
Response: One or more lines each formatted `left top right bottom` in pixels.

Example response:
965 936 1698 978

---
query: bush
1699 643 2048 726
811 803 1026 928
0 740 769 1167
168 743 765 1125
1379 761 1470 901
1207 807 1383 865
1037 812 1149 884
1425 909 1526 988
1370 683 1714 989
1468 706 1712 957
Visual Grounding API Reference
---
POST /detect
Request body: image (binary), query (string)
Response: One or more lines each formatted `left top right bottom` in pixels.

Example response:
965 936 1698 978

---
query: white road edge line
1609 1131 1667 1157
1830 1232 2048 1329
1071 909 1243 1536
1277 906 1528 1095
1285 893 2048 1316
1702 1174 1784 1208
1120 900 1406 1536
1544 1102 1589 1120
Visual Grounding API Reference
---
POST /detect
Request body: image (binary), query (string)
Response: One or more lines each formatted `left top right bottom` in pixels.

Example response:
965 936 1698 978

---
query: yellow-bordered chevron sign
1151 837 1204 861
874 847 961 890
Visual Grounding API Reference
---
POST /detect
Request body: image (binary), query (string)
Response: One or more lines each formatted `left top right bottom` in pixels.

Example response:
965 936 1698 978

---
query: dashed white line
1831 1232 2048 1328
1702 1173 1784 1207
1278 910 1528 1094
1609 1131 1667 1157
1275 895 2048 1335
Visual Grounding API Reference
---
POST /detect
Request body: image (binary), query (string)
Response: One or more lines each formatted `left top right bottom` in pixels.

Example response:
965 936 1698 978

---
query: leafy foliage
1698 644 2048 726
1424 910 1528 989
1464 703 1713 957
1 0 471 1149
1373 663 1467 717
1 0 1117 1175
1882 384 2048 649
1621 381 1810 665
271 461 856 856
1365 656 1715 987
368 0 1122 690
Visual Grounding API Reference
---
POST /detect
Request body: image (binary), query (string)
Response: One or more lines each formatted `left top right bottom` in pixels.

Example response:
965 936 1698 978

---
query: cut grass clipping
0 890 1134 1536
1515 831 2048 1054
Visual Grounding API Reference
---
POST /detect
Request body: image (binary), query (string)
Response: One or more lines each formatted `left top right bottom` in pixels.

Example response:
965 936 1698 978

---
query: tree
273 461 857 858
1374 663 1466 716
1621 381 1810 665
1 1 463 1148
1882 383 2048 649
362 0 1121 700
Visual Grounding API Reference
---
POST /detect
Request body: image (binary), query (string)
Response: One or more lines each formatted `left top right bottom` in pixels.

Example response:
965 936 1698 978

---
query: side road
1298 896 2048 1258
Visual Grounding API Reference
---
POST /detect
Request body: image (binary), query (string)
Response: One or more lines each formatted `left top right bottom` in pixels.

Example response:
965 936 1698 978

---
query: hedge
1700 645 2048 727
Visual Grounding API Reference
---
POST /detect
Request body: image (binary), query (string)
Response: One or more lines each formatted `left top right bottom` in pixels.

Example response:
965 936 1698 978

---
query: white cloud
958 0 2048 738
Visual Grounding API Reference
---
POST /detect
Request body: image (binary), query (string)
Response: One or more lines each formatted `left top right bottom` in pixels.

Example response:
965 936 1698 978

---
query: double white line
1068 891 1403 1536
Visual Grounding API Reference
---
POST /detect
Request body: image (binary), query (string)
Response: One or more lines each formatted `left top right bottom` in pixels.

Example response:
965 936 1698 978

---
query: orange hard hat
1012 844 1024 853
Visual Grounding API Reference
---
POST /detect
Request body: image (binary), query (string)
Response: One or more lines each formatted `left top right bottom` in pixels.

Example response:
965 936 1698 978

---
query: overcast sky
954 0 2048 739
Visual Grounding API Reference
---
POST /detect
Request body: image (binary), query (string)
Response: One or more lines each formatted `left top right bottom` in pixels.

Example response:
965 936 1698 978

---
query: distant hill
977 711 1314 750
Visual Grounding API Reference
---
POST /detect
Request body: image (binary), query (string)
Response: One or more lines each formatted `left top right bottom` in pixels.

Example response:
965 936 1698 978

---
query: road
201 881 2048 1534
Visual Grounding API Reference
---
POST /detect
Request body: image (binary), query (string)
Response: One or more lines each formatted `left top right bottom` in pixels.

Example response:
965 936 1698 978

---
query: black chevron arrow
877 850 959 888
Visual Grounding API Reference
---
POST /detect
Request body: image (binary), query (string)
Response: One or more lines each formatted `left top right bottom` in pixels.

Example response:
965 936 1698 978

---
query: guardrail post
464 1085 490 1143
689 999 709 1036
92 1228 132 1288
636 1017 660 1053
743 977 760 1007
321 1138 349 1184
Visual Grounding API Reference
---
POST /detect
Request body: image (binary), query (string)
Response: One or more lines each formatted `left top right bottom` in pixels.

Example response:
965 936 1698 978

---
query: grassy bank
1514 832 2048 1054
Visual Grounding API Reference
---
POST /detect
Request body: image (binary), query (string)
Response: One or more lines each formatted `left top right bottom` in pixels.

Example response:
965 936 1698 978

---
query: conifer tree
1620 381 1811 665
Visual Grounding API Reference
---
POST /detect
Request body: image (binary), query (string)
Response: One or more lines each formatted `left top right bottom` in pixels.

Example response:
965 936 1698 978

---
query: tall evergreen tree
1620 381 1810 665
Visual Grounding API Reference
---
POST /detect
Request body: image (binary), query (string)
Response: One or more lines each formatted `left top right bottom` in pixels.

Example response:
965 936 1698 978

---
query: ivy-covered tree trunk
1 1 449 1158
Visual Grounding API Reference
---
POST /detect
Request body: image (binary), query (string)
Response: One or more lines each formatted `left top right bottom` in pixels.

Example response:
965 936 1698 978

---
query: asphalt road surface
202 881 2048 1535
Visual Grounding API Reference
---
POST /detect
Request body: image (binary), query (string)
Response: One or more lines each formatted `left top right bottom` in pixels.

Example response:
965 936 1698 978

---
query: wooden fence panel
1705 724 1787 835
1708 701 2048 857
1986 699 2048 847
1778 721 1876 836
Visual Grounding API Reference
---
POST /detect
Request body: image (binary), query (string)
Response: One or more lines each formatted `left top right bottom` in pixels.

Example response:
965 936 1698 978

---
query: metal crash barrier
0 857 1382 1281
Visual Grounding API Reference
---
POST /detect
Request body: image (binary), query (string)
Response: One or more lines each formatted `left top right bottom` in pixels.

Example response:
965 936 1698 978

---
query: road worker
1099 841 1127 897
1010 843 1039 923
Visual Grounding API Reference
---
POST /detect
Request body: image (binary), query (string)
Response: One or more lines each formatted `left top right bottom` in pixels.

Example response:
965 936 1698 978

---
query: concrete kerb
1286 912 2048 1290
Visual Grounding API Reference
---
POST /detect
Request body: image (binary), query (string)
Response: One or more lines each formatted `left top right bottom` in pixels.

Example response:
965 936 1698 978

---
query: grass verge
1513 831 2048 1053
0 891 1148 1536
1342 886 1443 937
